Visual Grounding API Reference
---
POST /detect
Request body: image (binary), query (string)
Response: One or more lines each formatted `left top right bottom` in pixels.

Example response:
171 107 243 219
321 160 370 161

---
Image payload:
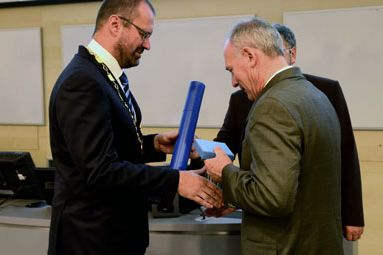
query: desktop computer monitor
0 151 42 199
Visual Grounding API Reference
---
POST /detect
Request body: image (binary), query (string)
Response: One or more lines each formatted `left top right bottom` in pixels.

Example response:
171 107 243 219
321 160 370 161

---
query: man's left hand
205 147 232 183
154 130 178 154
344 226 364 241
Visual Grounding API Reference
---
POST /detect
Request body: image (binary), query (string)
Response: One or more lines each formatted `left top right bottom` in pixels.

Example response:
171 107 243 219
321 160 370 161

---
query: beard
116 39 144 68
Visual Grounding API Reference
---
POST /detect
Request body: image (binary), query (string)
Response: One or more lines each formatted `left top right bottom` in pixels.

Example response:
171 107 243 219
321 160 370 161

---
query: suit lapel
78 46 141 126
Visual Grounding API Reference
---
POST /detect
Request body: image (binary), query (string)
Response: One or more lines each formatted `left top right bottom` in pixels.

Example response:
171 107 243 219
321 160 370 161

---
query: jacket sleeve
222 98 301 217
53 72 179 200
331 83 364 226
215 93 244 156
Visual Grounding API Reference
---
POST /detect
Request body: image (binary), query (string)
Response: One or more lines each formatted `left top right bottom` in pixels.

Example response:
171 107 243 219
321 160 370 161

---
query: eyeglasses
284 47 293 53
118 16 152 41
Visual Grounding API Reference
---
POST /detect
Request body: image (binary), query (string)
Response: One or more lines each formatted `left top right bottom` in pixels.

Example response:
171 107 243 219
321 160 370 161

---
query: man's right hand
178 169 223 209
204 206 237 217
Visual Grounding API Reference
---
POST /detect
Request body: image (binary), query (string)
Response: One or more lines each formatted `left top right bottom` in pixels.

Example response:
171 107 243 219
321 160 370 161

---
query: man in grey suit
205 17 344 254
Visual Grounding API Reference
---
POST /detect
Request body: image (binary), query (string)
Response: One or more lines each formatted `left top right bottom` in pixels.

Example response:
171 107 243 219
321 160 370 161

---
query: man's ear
290 47 297 65
107 15 122 36
242 47 257 66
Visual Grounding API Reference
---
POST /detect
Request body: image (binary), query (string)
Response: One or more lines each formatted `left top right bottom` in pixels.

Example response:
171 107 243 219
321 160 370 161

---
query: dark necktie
119 72 136 120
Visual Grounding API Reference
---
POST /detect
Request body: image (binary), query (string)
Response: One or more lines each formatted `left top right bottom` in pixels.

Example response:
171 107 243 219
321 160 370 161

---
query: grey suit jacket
222 67 343 255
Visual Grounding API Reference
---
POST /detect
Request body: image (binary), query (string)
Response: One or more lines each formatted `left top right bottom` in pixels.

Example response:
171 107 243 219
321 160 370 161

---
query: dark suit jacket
222 67 343 254
48 46 179 255
216 73 364 227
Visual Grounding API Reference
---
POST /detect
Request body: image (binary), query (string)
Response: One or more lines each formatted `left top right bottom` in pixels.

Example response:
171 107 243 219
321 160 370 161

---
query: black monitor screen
0 151 42 199
34 167 55 205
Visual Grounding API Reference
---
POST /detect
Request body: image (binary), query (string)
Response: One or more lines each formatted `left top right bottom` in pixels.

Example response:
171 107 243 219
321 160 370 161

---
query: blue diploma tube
170 81 205 170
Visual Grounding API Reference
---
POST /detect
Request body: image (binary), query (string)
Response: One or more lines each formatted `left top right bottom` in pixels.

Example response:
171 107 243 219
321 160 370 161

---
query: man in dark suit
48 1 222 254
214 23 364 242
205 16 343 254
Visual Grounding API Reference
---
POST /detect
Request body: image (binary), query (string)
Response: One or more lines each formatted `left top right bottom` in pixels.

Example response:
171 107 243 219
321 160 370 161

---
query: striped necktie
119 72 136 120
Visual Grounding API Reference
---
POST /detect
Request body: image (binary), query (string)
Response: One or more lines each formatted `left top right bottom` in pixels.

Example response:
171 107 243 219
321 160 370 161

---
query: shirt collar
87 39 123 82
264 65 294 88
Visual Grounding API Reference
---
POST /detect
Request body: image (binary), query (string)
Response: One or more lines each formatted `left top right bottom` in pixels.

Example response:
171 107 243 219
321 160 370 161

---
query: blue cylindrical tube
170 81 205 170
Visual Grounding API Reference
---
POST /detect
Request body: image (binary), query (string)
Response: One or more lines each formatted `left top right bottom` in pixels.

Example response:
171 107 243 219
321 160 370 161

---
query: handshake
177 139 236 216
154 129 235 216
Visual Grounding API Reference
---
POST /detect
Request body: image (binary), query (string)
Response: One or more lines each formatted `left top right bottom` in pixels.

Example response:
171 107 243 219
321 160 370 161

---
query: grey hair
227 16 284 57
